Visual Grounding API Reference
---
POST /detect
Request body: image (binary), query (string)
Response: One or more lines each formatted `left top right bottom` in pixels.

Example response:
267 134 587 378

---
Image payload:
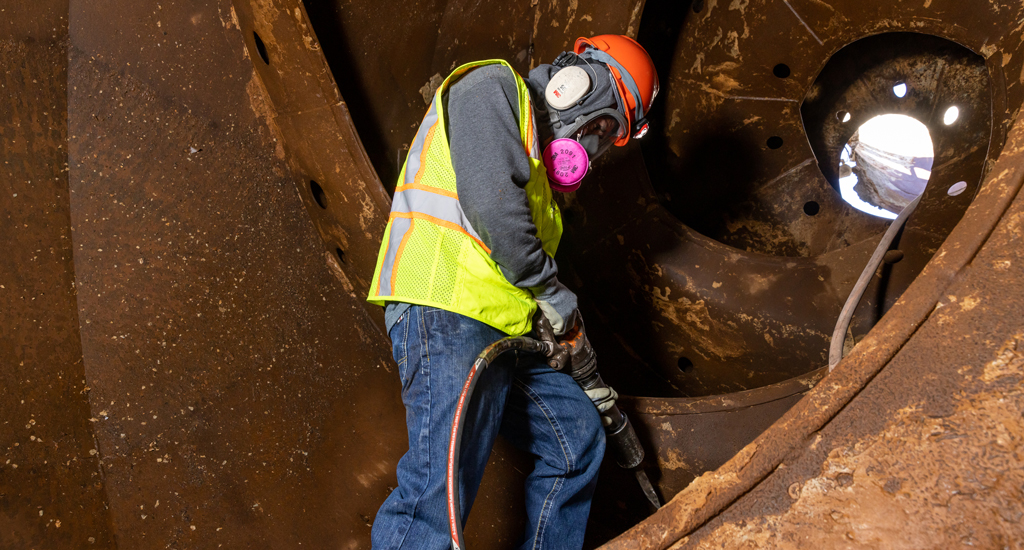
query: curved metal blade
634 468 662 510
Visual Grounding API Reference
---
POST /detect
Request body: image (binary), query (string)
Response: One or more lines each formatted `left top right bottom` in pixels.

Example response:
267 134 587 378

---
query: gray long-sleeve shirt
384 64 591 335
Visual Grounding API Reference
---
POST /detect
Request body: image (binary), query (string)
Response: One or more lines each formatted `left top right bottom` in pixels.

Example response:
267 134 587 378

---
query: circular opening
335 247 346 264
310 180 328 209
773 63 791 79
838 114 933 219
803 201 820 216
766 136 784 149
692 0 704 13
943 106 960 125
677 357 694 373
837 110 851 123
892 82 907 98
883 250 905 264
253 31 270 65
948 181 968 196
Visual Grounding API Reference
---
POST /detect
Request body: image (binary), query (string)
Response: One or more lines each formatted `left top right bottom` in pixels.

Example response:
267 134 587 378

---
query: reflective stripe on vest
367 60 560 337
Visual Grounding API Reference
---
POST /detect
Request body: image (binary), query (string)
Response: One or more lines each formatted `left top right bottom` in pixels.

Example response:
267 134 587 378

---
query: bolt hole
766 136 784 150
803 201 820 216
336 247 346 264
893 82 907 98
692 0 704 12
948 181 967 196
253 31 270 65
773 63 791 79
677 357 694 373
310 180 327 209
837 110 851 123
883 250 904 264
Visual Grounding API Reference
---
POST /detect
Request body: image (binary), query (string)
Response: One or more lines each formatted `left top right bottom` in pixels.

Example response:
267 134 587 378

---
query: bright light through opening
893 82 908 98
838 114 933 219
943 106 960 125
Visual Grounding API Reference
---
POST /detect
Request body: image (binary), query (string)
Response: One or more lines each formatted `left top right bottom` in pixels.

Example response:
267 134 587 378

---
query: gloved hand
533 309 571 371
585 386 619 426
584 386 619 414
535 299 573 336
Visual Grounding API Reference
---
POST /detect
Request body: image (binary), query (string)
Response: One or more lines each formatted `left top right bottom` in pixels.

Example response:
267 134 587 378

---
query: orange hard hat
574 35 659 146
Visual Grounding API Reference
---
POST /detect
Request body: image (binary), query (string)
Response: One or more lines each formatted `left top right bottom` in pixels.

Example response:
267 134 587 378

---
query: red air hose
446 336 551 550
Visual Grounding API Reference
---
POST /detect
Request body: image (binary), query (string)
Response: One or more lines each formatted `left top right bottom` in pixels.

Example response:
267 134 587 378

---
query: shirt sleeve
447 66 577 328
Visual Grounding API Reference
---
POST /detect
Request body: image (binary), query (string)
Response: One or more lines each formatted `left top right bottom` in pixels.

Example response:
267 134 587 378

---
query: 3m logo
553 89 562 98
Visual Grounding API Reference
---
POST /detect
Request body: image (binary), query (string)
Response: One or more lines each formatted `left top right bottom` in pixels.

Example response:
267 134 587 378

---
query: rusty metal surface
585 368 826 546
63 1 406 546
600 65 1024 550
4 0 1024 547
667 115 1024 550
0 2 117 547
640 0 1017 257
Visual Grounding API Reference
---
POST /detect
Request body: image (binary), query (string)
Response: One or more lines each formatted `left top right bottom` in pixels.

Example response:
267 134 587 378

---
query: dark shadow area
302 0 400 189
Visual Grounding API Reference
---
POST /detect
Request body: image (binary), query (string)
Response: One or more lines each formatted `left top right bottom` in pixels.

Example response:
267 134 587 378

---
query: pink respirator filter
542 138 589 192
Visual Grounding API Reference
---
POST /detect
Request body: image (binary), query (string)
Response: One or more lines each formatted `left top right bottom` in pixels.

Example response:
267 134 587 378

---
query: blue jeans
371 306 605 550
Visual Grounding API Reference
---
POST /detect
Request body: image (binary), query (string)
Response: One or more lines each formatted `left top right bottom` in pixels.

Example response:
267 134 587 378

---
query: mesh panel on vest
421 131 458 194
393 221 440 302
430 228 464 305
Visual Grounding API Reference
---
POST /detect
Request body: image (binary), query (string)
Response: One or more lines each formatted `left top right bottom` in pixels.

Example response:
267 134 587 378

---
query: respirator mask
541 51 627 192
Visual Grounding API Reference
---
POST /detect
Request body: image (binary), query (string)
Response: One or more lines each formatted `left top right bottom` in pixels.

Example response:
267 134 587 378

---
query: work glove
585 386 619 426
584 386 618 413
535 299 572 336
533 309 571 371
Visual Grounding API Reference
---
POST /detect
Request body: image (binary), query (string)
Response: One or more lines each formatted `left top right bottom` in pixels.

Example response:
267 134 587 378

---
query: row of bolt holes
835 83 969 198
258 31 951 257
310 180 347 265
269 26 900 376
763 65 971 208
252 33 347 264
624 9 906 374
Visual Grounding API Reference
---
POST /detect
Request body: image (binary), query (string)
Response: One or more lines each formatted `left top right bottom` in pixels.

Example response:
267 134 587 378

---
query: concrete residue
419 73 443 106
246 74 286 160
728 0 749 15
981 333 1022 382
686 333 1024 548
646 289 746 361
563 0 578 33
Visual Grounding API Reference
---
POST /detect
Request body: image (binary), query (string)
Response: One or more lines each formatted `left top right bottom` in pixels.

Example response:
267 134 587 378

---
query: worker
366 34 659 550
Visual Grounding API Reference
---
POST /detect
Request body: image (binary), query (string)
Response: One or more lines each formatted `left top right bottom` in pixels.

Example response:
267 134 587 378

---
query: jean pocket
390 313 410 382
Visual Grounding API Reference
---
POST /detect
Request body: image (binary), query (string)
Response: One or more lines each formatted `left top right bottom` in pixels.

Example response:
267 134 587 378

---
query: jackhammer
445 314 661 550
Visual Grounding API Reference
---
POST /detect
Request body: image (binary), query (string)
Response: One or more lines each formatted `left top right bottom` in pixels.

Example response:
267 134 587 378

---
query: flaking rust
5 0 1024 548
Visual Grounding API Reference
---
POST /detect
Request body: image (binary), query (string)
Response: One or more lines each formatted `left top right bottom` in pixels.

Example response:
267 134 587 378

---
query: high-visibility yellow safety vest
367 60 562 337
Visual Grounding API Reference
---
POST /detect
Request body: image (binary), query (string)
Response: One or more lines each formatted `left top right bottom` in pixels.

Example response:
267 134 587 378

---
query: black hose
446 336 550 550
829 193 923 372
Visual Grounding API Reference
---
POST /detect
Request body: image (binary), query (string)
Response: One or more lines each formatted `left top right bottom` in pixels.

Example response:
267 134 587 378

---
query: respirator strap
579 48 645 133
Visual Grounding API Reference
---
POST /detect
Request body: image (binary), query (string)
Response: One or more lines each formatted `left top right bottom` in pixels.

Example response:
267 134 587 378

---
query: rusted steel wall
63 0 408 546
602 70 1024 550
0 2 117 547
4 0 1024 548
597 0 1024 546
